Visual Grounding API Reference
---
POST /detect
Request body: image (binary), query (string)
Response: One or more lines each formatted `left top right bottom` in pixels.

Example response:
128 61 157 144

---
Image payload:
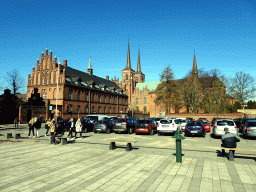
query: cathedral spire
124 40 132 70
136 47 141 72
192 52 198 77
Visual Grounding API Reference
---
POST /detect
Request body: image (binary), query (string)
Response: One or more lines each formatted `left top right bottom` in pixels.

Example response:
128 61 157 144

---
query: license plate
191 131 197 133
97 129 101 131
116 124 121 126
139 129 144 130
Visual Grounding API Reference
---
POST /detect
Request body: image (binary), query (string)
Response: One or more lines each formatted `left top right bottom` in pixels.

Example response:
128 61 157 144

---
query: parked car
240 118 256 133
242 120 256 138
135 119 157 135
198 120 211 132
186 117 194 122
93 120 114 134
184 121 206 137
211 118 228 126
154 117 165 126
113 117 137 134
233 118 243 132
212 119 238 137
157 119 181 135
176 118 186 131
81 118 95 132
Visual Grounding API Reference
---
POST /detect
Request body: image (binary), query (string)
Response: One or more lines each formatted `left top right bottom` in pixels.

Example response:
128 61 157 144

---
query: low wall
164 112 256 121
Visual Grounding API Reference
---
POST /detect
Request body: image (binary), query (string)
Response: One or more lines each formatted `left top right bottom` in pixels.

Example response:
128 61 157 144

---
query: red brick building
26 48 128 120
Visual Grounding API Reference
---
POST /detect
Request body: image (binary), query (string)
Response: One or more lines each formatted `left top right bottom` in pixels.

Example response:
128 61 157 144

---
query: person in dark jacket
34 116 42 137
221 128 240 148
67 118 75 140
56 118 65 135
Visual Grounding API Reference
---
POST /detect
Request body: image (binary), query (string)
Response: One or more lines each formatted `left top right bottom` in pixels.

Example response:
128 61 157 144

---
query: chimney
45 48 48 55
106 76 109 80
54 56 57 63
114 76 116 80
63 60 67 67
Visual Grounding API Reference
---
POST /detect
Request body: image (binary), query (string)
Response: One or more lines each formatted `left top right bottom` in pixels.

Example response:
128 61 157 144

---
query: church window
126 74 128 80
42 92 47 100
47 78 49 84
144 98 147 104
144 106 147 113
136 98 138 104
42 79 45 85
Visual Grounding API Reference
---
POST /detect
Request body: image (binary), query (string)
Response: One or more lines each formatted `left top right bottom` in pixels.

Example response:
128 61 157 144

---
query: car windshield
160 120 170 124
155 118 163 121
248 122 256 126
217 121 234 126
115 119 125 123
202 121 209 124
187 121 200 126
137 120 150 124
97 120 108 124
178 119 186 123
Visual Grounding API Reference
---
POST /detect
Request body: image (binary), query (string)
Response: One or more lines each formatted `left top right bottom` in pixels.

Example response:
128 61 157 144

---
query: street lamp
241 102 247 118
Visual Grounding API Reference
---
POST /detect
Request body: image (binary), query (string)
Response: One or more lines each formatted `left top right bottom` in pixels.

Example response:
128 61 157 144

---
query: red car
135 119 157 135
199 120 211 132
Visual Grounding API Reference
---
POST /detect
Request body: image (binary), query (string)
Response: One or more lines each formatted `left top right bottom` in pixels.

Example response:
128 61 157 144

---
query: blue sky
1 0 256 94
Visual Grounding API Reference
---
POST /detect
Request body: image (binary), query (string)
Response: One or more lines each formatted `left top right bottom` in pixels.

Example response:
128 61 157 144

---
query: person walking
45 118 51 136
34 116 42 138
28 117 35 138
14 117 19 128
67 118 75 140
75 118 83 139
49 118 56 143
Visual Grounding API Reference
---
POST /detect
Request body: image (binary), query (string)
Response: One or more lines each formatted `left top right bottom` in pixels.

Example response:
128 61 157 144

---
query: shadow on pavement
172 153 185 156
239 134 256 140
216 150 256 161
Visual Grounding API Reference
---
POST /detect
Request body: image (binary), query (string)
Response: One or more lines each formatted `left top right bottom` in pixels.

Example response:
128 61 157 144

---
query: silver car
93 120 113 134
212 119 238 137
243 120 256 137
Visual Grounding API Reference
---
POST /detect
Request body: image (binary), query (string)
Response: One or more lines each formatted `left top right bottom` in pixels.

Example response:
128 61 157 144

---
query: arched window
68 91 72 100
144 106 147 113
98 95 101 103
42 92 47 100
136 98 138 104
91 94 94 102
77 92 80 101
126 74 128 80
85 94 88 101
92 106 95 113
84 106 88 113
109 97 111 104
68 105 72 113
98 106 101 113
144 97 147 104
113 107 115 113
77 105 80 113
104 107 106 114
109 107 111 114
104 96 106 103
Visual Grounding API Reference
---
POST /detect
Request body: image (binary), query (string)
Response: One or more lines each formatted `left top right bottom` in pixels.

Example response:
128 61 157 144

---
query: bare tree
229 72 255 102
5 69 25 95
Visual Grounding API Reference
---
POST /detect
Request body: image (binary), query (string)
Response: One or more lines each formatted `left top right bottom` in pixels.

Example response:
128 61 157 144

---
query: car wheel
106 129 110 134
93 129 97 133
129 127 133 134
84 128 87 133
135 132 138 135
157 132 161 136
150 129 154 135
202 132 206 137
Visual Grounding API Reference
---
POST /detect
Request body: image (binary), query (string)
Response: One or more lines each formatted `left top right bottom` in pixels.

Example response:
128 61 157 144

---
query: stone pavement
0 124 256 192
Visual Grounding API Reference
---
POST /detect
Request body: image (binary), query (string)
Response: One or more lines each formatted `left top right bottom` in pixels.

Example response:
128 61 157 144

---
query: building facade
26 48 128 120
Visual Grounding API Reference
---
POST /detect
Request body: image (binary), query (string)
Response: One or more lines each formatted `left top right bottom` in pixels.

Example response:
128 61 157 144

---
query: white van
85 115 108 122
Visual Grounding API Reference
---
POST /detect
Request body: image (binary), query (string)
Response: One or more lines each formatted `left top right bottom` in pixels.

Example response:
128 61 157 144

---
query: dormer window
66 78 72 83
76 81 81 86
81 82 87 86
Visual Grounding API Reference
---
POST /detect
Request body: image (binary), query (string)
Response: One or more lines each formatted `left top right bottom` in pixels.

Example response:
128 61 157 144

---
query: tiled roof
63 65 127 95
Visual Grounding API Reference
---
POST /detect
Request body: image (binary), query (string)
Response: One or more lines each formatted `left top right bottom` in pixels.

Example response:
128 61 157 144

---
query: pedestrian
49 118 56 143
75 118 83 139
34 116 42 137
221 128 240 150
68 118 75 140
28 117 35 138
14 117 19 128
45 118 51 136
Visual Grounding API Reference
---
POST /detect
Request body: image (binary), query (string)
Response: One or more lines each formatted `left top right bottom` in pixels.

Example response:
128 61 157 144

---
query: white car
212 119 238 137
157 119 181 135
176 118 187 131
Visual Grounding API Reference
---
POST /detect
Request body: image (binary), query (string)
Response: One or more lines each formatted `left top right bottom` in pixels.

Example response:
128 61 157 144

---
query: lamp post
241 102 247 118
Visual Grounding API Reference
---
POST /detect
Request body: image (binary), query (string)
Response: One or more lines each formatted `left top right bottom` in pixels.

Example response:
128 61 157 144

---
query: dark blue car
184 121 206 137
